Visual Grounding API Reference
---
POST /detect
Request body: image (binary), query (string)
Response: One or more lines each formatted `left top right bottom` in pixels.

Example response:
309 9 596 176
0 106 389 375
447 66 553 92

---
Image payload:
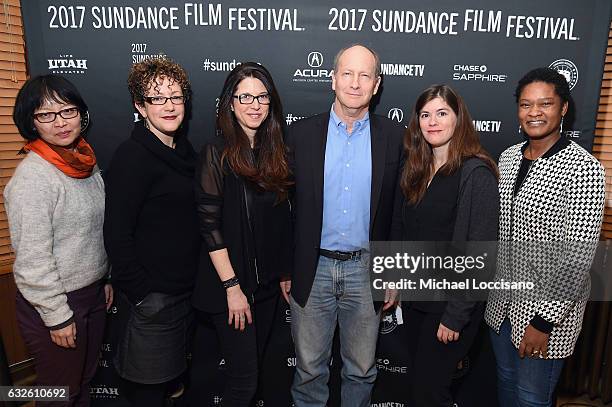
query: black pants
406 305 483 407
194 292 279 407
16 281 107 407
120 379 167 407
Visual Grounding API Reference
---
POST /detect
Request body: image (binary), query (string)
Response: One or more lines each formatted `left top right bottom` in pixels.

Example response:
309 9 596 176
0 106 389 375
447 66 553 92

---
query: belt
319 248 362 261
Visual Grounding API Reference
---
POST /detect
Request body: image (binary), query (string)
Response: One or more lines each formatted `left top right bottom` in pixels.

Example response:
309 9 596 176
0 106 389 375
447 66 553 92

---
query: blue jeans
290 254 380 407
489 319 565 407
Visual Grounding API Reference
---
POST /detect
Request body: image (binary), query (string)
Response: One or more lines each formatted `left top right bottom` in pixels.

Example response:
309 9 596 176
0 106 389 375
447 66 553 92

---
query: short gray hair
333 43 381 78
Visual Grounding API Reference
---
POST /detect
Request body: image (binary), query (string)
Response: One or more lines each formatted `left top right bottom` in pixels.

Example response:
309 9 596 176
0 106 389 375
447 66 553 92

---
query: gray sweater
4 151 108 327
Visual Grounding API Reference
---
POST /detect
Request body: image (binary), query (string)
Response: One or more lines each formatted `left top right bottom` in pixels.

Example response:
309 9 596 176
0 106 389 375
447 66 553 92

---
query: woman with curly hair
103 57 200 406
191 62 292 406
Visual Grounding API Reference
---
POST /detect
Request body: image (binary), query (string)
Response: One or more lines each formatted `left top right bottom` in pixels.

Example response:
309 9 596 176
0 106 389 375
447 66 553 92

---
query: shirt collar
520 136 570 159
330 104 370 131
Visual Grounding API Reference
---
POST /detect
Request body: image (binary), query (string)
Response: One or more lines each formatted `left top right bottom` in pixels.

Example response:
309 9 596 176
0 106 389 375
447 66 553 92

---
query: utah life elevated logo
293 51 332 84
48 54 87 74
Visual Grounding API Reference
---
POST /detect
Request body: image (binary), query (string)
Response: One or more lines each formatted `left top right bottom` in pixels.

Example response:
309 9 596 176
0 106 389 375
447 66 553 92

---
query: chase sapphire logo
549 59 578 90
308 51 323 68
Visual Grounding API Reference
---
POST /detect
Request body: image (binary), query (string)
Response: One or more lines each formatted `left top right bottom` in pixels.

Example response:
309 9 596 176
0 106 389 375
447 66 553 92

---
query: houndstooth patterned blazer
485 140 605 359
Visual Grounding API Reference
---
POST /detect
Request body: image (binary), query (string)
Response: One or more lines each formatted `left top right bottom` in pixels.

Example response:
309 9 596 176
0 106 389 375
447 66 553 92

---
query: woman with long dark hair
485 68 605 406
391 84 499 406
6 74 112 406
191 62 292 406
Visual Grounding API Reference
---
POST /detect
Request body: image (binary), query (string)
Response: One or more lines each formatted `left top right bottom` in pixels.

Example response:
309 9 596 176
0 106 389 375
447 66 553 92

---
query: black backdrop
20 1 612 406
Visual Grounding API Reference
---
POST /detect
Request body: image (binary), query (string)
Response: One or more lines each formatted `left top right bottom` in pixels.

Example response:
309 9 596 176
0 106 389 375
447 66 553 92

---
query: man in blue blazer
282 44 404 407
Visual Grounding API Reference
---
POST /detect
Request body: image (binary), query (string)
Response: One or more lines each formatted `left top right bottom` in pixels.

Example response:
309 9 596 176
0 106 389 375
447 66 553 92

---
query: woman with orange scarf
4 74 112 406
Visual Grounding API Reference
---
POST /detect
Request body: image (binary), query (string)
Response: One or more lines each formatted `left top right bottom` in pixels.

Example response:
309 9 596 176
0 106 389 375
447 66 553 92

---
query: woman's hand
383 288 399 311
280 279 291 304
226 285 252 331
519 324 550 358
104 284 114 311
50 322 77 348
437 323 460 344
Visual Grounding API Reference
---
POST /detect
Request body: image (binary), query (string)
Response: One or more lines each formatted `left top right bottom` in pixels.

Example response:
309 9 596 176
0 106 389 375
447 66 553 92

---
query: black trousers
194 292 279 407
405 305 483 407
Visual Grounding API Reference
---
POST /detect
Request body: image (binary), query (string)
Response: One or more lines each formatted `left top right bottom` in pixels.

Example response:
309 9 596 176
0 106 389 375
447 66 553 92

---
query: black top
514 136 570 197
400 168 461 314
402 169 461 241
103 123 200 304
192 138 293 313
391 158 500 331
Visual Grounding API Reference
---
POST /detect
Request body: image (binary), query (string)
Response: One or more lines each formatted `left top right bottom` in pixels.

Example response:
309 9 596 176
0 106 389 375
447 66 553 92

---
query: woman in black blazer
391 84 499 406
191 62 292 407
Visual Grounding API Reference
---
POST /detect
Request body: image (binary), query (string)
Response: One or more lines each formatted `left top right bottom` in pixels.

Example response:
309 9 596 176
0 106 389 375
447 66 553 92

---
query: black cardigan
192 138 293 313
103 123 201 304
391 157 500 331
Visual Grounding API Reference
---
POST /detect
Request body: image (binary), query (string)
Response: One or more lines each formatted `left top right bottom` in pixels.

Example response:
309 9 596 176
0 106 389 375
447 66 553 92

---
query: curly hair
514 67 570 104
127 56 191 105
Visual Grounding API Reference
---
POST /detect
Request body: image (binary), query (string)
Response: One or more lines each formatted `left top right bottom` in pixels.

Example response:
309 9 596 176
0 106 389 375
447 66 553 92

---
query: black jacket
192 138 293 313
103 123 200 304
391 157 500 331
285 112 404 307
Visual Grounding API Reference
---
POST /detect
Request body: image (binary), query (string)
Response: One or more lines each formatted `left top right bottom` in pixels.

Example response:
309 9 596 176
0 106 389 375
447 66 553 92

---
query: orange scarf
23 137 97 178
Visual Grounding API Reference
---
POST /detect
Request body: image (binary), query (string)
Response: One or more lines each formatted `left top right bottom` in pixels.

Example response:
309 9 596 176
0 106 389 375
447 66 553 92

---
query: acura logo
388 108 404 123
307 51 323 68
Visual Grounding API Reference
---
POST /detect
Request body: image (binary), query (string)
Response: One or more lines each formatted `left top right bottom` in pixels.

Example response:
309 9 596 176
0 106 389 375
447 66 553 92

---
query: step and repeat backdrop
21 1 612 406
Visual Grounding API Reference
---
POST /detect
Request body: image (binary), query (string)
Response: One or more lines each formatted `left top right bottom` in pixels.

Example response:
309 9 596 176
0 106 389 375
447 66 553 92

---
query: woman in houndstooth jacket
485 67 606 407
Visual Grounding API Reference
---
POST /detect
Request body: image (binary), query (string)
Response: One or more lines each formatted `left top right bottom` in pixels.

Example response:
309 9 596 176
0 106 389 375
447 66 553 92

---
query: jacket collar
131 122 196 176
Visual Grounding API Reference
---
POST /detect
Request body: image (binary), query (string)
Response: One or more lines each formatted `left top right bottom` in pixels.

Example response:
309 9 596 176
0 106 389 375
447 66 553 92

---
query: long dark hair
217 62 291 199
400 84 497 205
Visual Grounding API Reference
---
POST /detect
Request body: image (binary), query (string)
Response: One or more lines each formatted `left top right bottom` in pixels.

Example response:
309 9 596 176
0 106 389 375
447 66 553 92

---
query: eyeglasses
33 107 80 123
233 93 271 105
144 95 187 105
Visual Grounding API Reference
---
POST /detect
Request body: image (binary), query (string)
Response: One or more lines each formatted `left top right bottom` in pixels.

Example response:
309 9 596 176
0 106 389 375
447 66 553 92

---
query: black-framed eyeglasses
233 93 271 105
144 95 187 105
33 107 80 123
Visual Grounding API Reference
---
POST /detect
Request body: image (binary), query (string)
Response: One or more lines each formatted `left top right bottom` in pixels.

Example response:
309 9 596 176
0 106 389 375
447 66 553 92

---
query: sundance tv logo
293 51 332 84
549 59 578 90
48 54 87 74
